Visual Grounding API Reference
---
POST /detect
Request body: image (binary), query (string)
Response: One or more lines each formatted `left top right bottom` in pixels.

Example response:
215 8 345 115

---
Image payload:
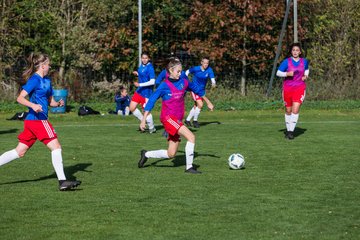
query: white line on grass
56 120 360 128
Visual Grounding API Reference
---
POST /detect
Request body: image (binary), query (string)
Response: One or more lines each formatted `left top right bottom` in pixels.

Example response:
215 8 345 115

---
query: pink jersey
160 79 189 122
283 58 306 89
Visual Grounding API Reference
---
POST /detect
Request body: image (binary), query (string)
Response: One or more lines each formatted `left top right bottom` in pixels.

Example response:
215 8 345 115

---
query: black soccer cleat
59 180 81 191
285 131 294 140
287 131 294 140
185 167 202 174
138 149 148 168
184 120 192 127
192 121 200 128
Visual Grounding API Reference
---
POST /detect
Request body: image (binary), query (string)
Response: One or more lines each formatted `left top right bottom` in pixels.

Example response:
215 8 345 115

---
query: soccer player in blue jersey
184 57 216 128
0 53 81 191
276 43 309 140
130 52 156 133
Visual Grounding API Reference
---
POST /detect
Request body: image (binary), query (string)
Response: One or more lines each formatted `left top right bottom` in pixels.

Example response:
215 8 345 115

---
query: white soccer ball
228 153 245 170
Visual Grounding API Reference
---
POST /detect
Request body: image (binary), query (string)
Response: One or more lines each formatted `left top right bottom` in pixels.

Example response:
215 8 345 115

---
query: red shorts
190 92 203 102
161 116 183 142
131 92 147 108
18 120 58 147
283 86 306 107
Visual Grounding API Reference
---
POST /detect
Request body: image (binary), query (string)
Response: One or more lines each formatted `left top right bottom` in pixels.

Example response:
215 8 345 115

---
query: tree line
0 0 359 101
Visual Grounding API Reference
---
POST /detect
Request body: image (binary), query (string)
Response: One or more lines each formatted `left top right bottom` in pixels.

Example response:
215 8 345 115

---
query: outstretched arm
203 96 214 111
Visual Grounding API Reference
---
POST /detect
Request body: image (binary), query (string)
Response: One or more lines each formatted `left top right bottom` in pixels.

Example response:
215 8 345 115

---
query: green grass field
0 109 359 240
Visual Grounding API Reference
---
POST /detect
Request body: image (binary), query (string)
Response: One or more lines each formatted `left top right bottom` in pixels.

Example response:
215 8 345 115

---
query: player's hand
140 121 146 132
32 104 43 113
286 71 294 77
302 75 308 81
58 99 65 107
134 82 140 87
207 102 214 111
132 71 138 76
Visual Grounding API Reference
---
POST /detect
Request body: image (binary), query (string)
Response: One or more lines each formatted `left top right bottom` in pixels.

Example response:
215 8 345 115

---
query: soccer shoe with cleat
185 167 202 174
285 131 294 140
138 149 148 168
59 180 81 191
149 127 156 134
184 120 192 127
192 121 200 128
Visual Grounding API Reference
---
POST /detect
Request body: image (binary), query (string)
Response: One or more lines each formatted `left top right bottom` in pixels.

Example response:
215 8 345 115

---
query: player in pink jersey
138 58 211 173
277 43 309 140
0 53 81 191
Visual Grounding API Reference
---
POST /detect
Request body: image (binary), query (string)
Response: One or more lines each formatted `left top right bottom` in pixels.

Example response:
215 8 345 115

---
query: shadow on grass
144 151 220 168
0 163 92 185
198 121 221 127
279 127 307 138
0 129 18 135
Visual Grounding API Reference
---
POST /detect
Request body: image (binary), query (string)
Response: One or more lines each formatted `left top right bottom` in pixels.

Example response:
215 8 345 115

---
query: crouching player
138 58 212 173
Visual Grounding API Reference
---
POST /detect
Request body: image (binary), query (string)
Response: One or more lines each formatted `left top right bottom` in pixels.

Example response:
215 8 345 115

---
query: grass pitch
0 109 359 240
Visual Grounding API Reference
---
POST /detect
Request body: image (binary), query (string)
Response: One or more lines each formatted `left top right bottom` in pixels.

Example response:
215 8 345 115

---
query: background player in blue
114 85 130 116
0 53 81 191
130 52 156 133
185 56 215 128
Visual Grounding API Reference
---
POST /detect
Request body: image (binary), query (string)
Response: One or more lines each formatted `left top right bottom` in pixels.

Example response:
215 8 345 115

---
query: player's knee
167 150 177 158
17 149 27 158
187 134 195 143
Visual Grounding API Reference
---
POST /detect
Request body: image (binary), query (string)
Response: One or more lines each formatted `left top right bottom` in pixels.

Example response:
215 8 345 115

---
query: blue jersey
155 69 188 88
136 62 155 98
115 94 130 112
278 58 309 72
22 73 53 120
145 77 205 112
187 66 215 89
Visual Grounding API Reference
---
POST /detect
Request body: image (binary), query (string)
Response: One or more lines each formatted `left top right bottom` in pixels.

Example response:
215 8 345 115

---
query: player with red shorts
0 53 81 191
130 52 156 133
277 43 309 140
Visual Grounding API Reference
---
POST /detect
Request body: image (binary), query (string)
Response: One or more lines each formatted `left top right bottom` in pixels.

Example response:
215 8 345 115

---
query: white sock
290 113 299 132
0 149 20 166
285 114 291 132
145 150 169 159
146 114 155 130
132 108 143 121
51 149 66 181
193 107 201 121
185 141 195 170
186 107 196 121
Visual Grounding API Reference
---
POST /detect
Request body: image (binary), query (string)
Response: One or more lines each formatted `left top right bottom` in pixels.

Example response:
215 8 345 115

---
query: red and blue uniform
187 66 215 101
278 57 309 107
18 73 57 147
135 62 155 98
145 76 204 141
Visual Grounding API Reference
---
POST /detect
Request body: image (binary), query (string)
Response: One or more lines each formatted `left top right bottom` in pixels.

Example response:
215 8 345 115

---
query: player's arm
17 77 43 112
209 68 216 87
276 59 293 77
49 96 64 107
140 84 164 130
138 65 156 87
155 70 166 88
203 96 214 111
302 59 310 81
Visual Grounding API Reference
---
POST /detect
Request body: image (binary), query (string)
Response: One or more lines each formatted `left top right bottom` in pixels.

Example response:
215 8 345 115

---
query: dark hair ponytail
22 53 49 81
